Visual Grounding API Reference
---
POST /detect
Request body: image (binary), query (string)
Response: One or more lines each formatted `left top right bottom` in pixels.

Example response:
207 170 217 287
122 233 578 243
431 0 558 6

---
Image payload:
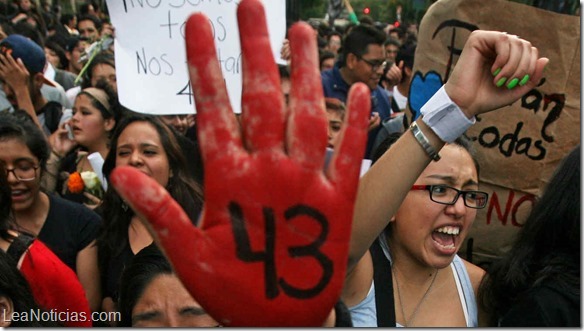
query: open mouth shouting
431 225 461 254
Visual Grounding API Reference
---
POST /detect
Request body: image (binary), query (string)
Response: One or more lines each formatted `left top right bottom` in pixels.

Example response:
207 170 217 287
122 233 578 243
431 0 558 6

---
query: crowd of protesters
0 0 578 327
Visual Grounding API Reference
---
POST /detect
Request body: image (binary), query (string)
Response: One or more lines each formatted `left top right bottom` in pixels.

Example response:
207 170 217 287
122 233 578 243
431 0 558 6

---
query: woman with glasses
0 111 102 313
0 162 91 327
344 134 488 327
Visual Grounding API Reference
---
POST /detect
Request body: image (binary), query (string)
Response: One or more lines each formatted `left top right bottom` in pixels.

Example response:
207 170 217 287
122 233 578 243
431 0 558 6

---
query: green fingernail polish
496 77 507 87
493 68 501 76
507 78 519 89
519 74 530 86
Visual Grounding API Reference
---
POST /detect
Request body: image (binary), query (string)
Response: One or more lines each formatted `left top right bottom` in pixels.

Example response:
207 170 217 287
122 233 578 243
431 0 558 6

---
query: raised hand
0 52 38 127
49 122 78 157
382 61 403 89
0 52 29 91
109 0 370 326
348 30 549 268
444 30 549 117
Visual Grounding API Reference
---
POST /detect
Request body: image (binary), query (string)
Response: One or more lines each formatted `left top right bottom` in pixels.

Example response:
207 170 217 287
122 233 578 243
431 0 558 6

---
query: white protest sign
106 0 286 114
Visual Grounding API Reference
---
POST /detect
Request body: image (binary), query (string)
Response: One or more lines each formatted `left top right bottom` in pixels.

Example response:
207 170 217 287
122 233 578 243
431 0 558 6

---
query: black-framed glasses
356 55 387 71
411 184 489 209
4 162 39 182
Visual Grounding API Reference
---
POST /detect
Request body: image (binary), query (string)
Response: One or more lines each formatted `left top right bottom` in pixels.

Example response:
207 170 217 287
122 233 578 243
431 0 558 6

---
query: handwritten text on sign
106 0 286 114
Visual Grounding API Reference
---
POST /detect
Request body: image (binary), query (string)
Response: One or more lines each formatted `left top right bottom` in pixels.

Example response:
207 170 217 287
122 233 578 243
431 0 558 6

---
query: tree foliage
300 0 328 21
299 0 434 25
298 0 579 25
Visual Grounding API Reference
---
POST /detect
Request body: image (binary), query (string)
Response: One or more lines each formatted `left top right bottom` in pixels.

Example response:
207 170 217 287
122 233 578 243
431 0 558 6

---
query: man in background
321 24 391 159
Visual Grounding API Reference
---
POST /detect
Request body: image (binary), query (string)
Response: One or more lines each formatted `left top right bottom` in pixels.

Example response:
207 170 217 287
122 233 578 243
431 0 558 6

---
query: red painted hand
110 0 370 326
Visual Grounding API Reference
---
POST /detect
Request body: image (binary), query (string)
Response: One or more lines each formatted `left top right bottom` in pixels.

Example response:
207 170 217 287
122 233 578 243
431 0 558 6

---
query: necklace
392 266 439 327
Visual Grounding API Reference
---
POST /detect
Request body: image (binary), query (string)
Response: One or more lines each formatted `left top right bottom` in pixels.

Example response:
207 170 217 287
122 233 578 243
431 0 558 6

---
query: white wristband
420 85 475 143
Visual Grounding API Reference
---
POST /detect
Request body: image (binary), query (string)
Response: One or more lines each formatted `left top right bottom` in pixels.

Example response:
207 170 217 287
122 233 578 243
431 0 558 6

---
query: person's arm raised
348 30 548 266
0 54 40 130
343 0 359 24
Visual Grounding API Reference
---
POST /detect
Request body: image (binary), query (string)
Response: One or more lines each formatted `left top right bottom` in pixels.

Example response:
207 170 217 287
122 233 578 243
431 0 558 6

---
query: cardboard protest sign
105 0 286 115
407 0 580 268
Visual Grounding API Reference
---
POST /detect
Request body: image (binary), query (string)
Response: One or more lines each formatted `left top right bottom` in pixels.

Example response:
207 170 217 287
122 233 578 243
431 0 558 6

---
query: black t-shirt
38 193 102 272
102 242 135 301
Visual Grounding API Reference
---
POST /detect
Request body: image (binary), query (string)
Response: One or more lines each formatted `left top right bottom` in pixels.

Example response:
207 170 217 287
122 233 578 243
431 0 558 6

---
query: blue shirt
321 64 392 159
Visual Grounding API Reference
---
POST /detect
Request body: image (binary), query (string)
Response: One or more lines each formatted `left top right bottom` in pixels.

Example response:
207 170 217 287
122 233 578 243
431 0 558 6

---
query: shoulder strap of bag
370 238 396 326
6 233 35 265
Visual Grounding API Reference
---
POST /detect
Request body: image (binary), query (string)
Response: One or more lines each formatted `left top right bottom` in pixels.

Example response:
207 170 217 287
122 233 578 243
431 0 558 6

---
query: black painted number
228 202 333 300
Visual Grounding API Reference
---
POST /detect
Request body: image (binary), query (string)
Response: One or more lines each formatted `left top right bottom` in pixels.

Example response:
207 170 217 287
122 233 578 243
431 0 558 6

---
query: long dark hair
478 145 580 325
0 162 16 243
98 113 204 265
